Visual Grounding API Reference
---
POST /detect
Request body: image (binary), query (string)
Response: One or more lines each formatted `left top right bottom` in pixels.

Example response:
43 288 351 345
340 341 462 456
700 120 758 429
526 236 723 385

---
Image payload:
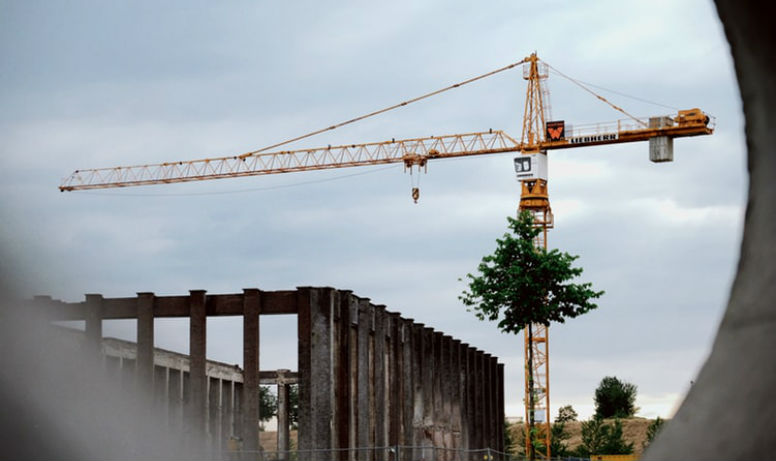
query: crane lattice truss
58 53 714 460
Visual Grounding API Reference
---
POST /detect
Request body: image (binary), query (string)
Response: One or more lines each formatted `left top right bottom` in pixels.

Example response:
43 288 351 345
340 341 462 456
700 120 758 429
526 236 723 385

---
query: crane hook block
411 187 420 203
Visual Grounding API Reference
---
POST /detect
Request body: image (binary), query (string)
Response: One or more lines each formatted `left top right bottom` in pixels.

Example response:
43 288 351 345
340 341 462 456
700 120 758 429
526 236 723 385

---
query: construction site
28 50 715 459
2 1 773 460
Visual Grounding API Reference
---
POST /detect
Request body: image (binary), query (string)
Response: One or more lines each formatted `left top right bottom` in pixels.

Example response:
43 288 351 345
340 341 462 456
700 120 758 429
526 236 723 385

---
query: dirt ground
260 430 298 452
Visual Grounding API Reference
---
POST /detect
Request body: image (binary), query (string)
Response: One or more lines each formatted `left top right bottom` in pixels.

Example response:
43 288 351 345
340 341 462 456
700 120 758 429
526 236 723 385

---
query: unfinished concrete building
32 287 505 460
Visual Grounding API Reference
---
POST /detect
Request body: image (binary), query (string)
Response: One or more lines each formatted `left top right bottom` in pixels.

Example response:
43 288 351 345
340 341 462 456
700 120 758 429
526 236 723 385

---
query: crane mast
518 52 553 460
58 54 714 460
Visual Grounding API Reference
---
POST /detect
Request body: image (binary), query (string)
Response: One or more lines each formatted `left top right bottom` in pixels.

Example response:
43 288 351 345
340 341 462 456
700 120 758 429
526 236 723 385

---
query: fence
223 445 612 461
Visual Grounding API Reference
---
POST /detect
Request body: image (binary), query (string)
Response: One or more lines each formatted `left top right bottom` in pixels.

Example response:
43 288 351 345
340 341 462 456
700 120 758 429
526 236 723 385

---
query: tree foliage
259 386 277 422
594 376 638 419
556 404 578 423
460 211 603 459
550 421 571 458
643 416 666 449
259 384 300 426
574 417 634 456
503 420 515 455
460 211 604 334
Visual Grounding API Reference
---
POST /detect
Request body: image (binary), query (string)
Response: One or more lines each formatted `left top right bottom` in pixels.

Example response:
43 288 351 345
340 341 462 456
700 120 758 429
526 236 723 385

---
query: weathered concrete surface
644 3 776 459
33 287 506 456
242 288 261 453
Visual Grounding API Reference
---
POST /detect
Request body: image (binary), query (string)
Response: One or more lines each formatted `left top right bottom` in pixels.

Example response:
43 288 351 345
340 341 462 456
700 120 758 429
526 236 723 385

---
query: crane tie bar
238 58 529 159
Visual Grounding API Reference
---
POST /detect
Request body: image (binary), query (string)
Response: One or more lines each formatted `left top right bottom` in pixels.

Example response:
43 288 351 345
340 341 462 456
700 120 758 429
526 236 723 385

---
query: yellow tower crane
59 53 714 459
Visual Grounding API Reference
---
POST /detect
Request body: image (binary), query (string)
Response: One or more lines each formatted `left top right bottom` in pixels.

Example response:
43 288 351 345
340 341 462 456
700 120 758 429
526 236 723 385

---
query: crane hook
411 187 420 203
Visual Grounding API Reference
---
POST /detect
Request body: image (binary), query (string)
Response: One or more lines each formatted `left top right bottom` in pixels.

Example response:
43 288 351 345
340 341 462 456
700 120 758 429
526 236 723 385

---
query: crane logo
546 120 565 141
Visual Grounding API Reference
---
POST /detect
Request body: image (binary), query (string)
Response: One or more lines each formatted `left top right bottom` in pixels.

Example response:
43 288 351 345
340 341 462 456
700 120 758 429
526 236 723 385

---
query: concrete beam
36 290 300 320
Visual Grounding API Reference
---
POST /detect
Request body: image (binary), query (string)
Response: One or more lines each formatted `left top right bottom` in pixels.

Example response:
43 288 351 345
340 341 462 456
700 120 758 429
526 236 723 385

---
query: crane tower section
518 53 553 460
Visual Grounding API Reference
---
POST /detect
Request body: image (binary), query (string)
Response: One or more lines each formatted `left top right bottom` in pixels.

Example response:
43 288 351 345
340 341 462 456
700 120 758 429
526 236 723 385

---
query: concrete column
401 319 415 452
490 356 499 452
242 288 261 454
334 291 352 460
136 292 155 392
374 305 387 458
483 354 493 450
84 293 103 357
356 298 372 459
451 339 462 454
389 313 402 448
187 289 207 438
497 363 505 454
298 287 335 461
411 323 425 460
422 327 435 457
472 349 483 450
348 300 360 461
277 369 291 458
459 343 470 452
442 335 453 456
432 332 444 452
222 380 234 443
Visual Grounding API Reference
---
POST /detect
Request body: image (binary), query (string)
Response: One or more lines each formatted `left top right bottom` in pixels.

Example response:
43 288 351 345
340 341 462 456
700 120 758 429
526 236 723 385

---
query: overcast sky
0 1 746 422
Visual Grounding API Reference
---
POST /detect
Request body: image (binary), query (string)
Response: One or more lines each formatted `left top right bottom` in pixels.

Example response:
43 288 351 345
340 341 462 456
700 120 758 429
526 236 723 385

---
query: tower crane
59 53 714 459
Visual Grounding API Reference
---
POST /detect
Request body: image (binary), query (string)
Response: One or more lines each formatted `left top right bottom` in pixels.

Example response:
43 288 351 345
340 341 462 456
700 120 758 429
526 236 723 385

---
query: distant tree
643 417 666 449
594 376 638 419
574 417 633 457
600 419 634 455
550 421 571 458
576 417 607 457
503 420 515 455
556 405 578 423
460 211 603 459
260 386 277 423
259 384 299 429
288 384 299 429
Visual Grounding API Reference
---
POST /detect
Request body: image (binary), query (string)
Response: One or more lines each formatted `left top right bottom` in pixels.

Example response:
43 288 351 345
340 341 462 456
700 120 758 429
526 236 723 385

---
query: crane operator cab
514 152 548 181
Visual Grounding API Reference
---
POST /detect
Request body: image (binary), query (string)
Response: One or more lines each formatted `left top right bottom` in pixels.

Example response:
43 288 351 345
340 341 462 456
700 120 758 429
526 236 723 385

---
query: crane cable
543 60 649 127
239 58 529 159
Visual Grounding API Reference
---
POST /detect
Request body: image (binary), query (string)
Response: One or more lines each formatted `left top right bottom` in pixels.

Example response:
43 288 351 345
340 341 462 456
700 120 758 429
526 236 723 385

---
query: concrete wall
296 287 504 460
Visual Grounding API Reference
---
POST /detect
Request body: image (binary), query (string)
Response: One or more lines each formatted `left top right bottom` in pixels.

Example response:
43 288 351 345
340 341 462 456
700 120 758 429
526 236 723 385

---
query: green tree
288 384 300 429
556 404 578 423
643 416 666 449
574 417 633 457
503 420 515 455
550 421 571 458
594 376 638 419
460 211 604 459
600 419 634 455
576 417 607 456
260 385 277 423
